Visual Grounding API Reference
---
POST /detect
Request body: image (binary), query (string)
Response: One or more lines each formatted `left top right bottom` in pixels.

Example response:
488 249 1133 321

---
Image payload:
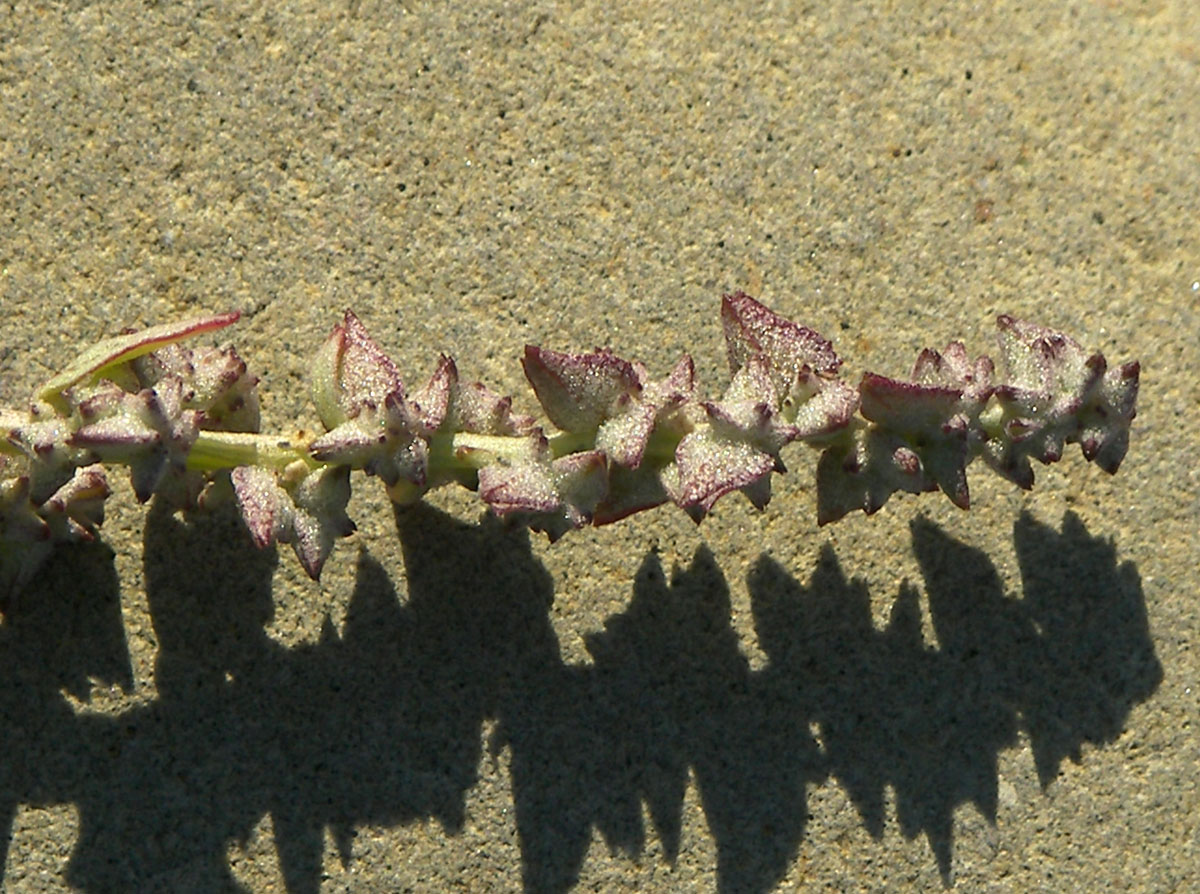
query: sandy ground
1 1 1197 892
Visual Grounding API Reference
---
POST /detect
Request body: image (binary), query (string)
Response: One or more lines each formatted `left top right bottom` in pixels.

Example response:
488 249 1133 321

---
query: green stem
186 430 315 473
444 431 545 469
642 425 687 465
547 429 595 458
977 400 1006 441
183 422 685 484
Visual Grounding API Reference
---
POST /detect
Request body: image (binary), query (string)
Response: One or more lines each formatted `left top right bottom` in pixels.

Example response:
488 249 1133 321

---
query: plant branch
0 294 1139 588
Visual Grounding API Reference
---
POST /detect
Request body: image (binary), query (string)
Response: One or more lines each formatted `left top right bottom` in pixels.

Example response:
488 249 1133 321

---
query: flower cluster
0 294 1139 591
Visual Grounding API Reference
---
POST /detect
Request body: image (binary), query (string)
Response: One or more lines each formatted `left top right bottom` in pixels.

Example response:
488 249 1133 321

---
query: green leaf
38 312 241 410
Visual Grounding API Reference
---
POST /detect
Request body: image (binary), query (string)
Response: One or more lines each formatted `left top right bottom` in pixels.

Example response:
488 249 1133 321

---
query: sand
0 1 1197 891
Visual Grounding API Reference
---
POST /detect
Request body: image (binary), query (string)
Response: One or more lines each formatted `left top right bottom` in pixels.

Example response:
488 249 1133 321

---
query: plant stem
977 401 1006 441
186 430 315 473
186 428 572 479
443 431 545 470
547 430 595 458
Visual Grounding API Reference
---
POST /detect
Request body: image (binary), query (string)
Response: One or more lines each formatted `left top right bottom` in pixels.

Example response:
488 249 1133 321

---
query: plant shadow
744 511 1161 885
0 504 1161 894
0 538 129 879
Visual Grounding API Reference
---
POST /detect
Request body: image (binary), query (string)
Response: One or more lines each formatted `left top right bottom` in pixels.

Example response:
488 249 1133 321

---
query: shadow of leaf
1010 510 1162 783
606 549 823 894
749 543 1017 883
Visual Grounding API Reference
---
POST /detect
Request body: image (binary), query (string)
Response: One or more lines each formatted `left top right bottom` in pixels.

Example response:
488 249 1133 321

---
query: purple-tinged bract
721 291 841 384
311 311 405 431
231 463 355 579
522 346 642 433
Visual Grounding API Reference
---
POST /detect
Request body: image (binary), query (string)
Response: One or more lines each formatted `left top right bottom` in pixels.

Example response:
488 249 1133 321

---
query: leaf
835 374 973 509
407 354 454 434
450 378 538 436
133 342 261 433
721 294 857 445
41 463 110 540
289 465 356 578
703 354 798 457
70 380 201 502
415 355 537 437
858 373 965 432
815 429 939 525
911 341 994 404
0 476 50 542
309 392 421 488
477 461 560 516
38 312 240 409
980 315 1138 484
995 315 1095 396
478 449 608 540
1078 360 1139 473
231 465 293 549
593 464 669 525
785 374 860 439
